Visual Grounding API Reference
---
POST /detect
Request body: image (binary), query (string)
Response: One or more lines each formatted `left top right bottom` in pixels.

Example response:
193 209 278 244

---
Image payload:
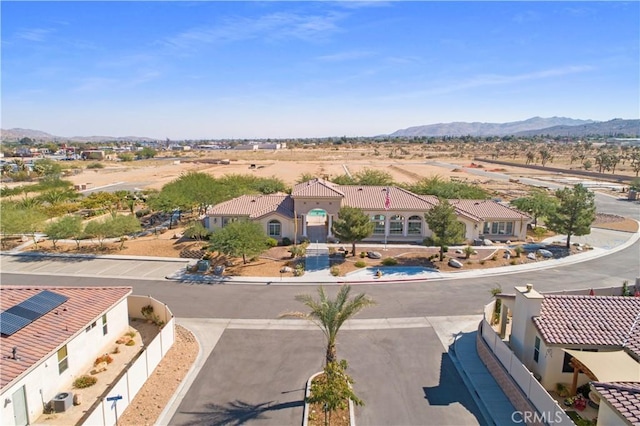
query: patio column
327 214 333 237
571 364 579 396
499 306 508 339
302 215 307 237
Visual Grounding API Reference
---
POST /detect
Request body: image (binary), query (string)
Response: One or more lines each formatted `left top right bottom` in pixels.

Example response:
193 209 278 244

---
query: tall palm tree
284 285 375 365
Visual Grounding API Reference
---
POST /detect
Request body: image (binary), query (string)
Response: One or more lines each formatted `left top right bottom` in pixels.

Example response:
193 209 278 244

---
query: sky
2 1 639 140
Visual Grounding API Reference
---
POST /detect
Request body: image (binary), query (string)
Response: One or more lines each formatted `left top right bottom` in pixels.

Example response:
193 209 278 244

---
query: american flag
384 187 391 210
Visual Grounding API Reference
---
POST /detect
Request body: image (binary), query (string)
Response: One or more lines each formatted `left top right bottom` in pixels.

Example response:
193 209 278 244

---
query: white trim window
389 215 404 235
483 221 514 235
58 345 69 374
371 214 385 235
268 220 281 237
407 215 422 235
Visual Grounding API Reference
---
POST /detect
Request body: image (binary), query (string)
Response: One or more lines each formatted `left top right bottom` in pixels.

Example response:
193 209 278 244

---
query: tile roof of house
0 286 132 391
449 199 531 221
532 295 640 358
208 194 294 219
339 186 437 211
591 382 640 425
292 179 344 197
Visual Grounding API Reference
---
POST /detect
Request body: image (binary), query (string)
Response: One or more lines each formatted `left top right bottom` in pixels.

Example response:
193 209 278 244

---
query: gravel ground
118 325 199 426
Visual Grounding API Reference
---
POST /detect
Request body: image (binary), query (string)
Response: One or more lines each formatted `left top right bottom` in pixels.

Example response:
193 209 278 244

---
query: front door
12 385 28 426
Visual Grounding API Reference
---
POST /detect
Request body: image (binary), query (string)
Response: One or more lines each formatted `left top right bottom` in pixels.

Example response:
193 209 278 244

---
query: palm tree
283 285 375 365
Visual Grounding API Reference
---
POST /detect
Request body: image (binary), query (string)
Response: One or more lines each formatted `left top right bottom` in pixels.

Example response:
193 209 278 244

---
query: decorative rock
527 252 537 260
280 266 292 273
537 249 553 258
483 239 493 246
506 240 511 245
367 251 382 259
73 394 81 406
448 258 463 268
91 362 107 375
455 249 463 254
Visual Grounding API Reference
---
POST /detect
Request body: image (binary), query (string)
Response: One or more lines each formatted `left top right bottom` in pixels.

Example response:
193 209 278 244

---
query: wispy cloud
316 50 375 62
15 28 53 42
162 11 346 51
73 70 161 93
381 65 594 100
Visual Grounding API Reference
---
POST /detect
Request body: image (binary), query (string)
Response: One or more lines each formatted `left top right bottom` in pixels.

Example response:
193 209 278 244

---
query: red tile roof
592 382 640 425
340 186 437 211
0 286 132 391
208 194 294 219
450 199 530 221
292 179 344 197
533 295 640 358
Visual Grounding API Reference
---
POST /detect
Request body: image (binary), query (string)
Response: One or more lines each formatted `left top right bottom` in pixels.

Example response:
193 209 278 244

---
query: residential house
495 285 640 425
1 286 132 426
204 178 531 244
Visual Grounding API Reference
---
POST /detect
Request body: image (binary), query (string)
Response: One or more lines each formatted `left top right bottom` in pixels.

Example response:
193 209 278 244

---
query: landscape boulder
483 239 493 246
367 251 382 259
448 258 463 268
537 249 554 259
527 252 537 260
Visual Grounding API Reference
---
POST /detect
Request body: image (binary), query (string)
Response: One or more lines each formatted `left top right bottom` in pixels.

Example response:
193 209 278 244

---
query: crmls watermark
511 410 565 424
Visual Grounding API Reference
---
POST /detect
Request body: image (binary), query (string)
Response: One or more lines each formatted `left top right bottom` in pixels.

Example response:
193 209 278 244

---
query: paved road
1 190 638 425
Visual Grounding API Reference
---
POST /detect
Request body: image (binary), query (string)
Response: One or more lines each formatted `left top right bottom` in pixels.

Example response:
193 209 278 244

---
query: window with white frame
102 314 108 335
371 214 385 234
483 221 514 235
58 345 69 374
268 220 281 237
533 336 540 363
389 215 404 235
407 215 422 235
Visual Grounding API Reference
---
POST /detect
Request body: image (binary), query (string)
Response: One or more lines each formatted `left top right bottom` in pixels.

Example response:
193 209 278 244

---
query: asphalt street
1 184 638 426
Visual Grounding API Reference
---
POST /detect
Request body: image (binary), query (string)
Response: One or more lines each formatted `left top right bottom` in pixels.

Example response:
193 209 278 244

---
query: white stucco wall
596 400 626 426
510 285 543 364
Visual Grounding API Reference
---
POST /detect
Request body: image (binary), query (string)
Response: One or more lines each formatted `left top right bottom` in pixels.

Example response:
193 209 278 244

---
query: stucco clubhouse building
204 178 531 244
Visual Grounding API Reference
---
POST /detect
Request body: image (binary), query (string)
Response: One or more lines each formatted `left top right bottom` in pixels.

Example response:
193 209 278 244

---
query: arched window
408 215 422 235
268 220 281 237
389 215 404 235
371 214 385 235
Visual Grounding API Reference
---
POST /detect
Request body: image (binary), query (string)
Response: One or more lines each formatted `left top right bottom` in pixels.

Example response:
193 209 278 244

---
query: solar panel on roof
30 290 68 310
0 311 32 336
6 305 42 321
18 299 52 315
0 290 68 336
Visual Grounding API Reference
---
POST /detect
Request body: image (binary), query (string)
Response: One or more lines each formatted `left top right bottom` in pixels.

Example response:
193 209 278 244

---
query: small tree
208 220 270 264
282 285 375 365
44 215 83 249
546 184 596 248
511 189 557 227
307 359 364 426
332 206 375 256
424 199 464 261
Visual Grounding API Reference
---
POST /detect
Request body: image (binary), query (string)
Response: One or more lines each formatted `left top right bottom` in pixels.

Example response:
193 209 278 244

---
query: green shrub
491 255 497 261
86 162 104 169
125 339 136 346
281 237 292 246
73 375 97 389
266 238 278 248
510 259 517 265
514 245 525 257
354 261 366 268
330 266 340 276
135 208 150 218
359 252 366 258
423 236 436 246
382 257 398 266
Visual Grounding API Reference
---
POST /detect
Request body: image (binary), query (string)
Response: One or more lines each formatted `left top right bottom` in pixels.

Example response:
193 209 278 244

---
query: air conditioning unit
52 392 74 412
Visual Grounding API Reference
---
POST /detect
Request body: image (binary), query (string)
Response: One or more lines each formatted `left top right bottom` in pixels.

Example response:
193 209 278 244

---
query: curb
303 371 356 426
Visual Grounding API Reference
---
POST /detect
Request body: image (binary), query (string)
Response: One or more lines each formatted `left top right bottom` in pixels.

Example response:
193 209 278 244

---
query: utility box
52 392 74 412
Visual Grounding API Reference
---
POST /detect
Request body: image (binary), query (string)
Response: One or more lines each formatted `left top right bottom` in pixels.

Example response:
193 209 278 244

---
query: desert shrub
281 237 292 246
354 261 366 268
330 266 340 276
463 245 475 259
480 260 486 265
510 259 517 265
359 252 366 258
266 238 278 248
94 354 113 365
135 208 150 218
423 236 435 246
514 245 525 257
86 162 104 169
125 339 136 346
491 255 497 261
382 257 398 266
73 375 97 389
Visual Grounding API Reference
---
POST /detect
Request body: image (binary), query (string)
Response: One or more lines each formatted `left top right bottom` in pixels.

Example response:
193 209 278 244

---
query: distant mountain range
2 117 639 142
388 117 639 137
0 128 158 143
